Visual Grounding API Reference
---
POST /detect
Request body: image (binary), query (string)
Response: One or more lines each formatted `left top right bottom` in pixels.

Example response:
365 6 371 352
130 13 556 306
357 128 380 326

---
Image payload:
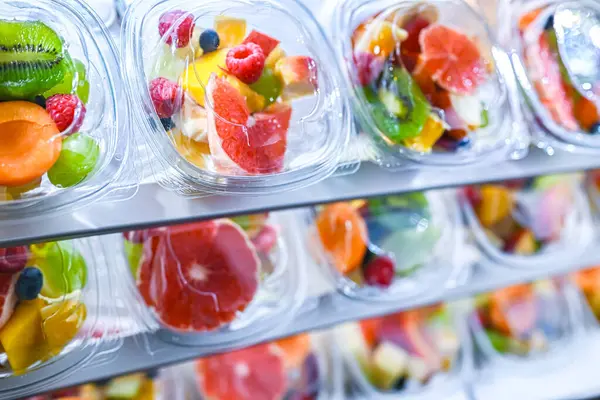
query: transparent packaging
586 169 600 214
326 0 528 169
193 333 337 400
500 0 600 154
119 212 306 347
307 191 471 301
0 0 135 220
570 266 600 328
336 304 463 398
121 0 354 195
0 238 121 399
461 174 594 269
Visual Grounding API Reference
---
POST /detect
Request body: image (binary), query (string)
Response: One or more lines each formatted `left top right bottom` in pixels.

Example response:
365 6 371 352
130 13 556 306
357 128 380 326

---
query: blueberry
588 122 600 135
457 136 471 148
33 95 46 109
544 15 554 31
160 117 175 131
199 29 220 53
16 267 43 301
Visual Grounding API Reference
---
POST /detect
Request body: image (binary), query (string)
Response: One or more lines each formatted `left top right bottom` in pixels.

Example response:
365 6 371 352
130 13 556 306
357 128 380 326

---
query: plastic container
502 0 600 154
570 266 600 329
461 174 594 269
0 238 121 399
192 333 338 400
336 304 463 399
308 191 471 301
121 0 354 196
119 212 306 347
585 170 600 214
0 0 135 220
326 0 528 169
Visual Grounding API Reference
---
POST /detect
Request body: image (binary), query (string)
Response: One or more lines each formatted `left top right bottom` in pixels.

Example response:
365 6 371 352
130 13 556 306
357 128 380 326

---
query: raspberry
46 94 86 133
158 10 195 48
226 43 265 84
149 77 183 119
353 51 384 86
363 255 395 288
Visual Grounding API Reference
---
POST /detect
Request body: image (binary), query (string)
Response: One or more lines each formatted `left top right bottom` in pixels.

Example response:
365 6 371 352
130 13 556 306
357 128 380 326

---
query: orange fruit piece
518 8 543 32
488 284 536 337
275 333 311 368
475 185 514 228
574 97 600 131
316 203 368 274
353 20 408 59
359 317 383 348
0 101 61 187
573 267 600 293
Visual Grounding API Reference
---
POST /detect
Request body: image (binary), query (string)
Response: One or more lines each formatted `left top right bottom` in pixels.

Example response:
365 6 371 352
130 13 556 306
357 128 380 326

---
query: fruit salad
463 175 579 256
517 3 600 136
313 193 451 296
0 241 88 374
473 280 571 357
123 214 295 335
346 1 507 158
572 266 600 323
194 334 323 400
340 305 460 393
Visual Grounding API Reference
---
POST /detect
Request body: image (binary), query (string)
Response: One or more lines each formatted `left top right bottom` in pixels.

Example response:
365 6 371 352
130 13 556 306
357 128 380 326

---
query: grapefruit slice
207 75 291 174
418 24 488 95
195 343 287 400
0 272 19 330
140 220 260 331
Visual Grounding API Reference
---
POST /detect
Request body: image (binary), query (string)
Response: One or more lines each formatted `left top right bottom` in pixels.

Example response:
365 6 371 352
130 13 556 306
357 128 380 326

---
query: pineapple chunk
371 342 409 390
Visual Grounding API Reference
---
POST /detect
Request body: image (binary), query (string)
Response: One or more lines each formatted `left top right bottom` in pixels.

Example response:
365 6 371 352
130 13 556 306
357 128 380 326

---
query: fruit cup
571 266 600 328
337 305 462 397
328 0 527 167
121 0 352 195
193 334 336 400
470 280 575 366
121 213 305 345
507 0 600 152
309 192 467 301
0 0 132 218
0 238 115 392
461 174 593 268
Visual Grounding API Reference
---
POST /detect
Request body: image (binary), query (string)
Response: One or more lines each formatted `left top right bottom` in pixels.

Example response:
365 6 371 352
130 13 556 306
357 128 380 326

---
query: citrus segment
0 101 62 187
275 333 311 368
195 343 287 400
419 25 488 95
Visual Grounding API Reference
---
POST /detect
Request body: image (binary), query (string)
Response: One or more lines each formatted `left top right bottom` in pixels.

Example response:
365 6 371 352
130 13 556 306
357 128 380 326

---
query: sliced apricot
316 203 368 274
275 333 311 368
0 101 61 187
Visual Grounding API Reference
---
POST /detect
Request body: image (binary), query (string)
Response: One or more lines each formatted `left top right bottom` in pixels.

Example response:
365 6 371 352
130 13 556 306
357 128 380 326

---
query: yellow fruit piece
0 299 47 373
173 131 211 168
403 113 446 152
265 45 286 69
224 74 266 112
355 21 408 58
80 383 103 400
180 48 229 106
41 298 87 351
214 16 247 48
135 379 156 400
476 185 514 228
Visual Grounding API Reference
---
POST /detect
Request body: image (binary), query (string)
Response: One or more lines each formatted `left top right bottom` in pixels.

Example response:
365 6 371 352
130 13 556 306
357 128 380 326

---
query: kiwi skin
0 20 70 100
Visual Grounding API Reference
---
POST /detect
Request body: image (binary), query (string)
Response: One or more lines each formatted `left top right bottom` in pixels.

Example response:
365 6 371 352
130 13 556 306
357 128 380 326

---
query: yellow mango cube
214 16 247 48
403 113 445 153
41 298 87 351
265 45 286 69
224 74 266 113
180 48 229 106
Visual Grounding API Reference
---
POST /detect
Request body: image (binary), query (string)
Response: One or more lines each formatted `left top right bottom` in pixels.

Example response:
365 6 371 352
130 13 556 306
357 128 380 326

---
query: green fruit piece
31 241 88 299
363 66 430 143
48 133 100 188
0 20 68 100
532 174 566 190
368 193 429 218
250 67 283 106
124 239 144 278
44 57 90 104
105 373 145 399
480 107 489 128
485 329 511 353
382 225 441 275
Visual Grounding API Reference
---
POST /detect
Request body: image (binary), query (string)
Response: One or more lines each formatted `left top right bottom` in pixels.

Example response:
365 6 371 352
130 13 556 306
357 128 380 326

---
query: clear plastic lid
193 334 331 400
121 212 306 346
470 280 574 362
508 0 600 151
328 0 528 167
308 192 467 301
336 304 461 397
0 238 120 396
461 174 593 268
121 0 353 195
0 0 133 219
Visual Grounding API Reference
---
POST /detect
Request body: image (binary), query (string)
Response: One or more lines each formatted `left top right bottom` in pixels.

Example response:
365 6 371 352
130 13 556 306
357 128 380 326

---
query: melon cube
371 341 409 390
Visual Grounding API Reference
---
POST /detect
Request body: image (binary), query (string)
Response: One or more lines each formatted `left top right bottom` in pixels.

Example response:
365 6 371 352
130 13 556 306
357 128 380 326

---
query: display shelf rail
3 147 600 248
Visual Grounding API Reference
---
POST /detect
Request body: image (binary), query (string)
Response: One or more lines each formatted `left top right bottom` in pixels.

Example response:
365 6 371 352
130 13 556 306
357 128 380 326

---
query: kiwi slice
0 20 69 100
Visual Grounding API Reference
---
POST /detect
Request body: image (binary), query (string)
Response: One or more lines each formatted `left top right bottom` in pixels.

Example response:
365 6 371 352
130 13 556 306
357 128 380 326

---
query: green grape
250 68 283 106
31 241 88 299
44 57 91 104
47 133 100 188
124 239 144 277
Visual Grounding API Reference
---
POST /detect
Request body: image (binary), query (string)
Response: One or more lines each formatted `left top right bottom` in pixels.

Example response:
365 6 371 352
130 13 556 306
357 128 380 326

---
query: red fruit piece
243 30 280 57
0 246 28 273
149 77 183 119
275 56 319 100
207 76 291 174
251 224 279 254
360 317 383 347
353 51 384 86
399 16 431 72
0 271 19 330
139 220 260 331
363 255 395 287
226 43 266 84
195 343 287 400
463 186 481 206
46 94 86 133
158 10 195 48
419 24 488 95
